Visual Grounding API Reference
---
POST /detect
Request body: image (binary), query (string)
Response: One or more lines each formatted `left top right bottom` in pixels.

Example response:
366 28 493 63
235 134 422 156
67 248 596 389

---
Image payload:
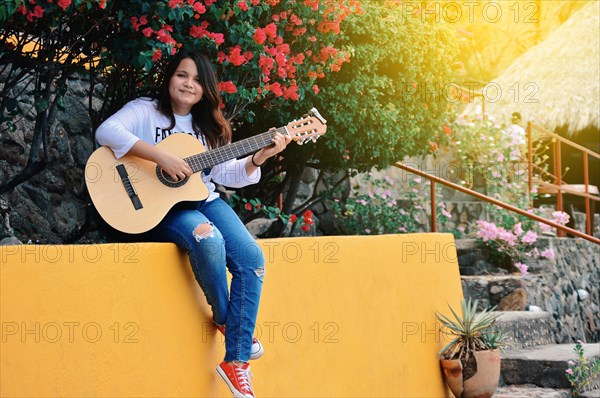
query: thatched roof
463 1 599 136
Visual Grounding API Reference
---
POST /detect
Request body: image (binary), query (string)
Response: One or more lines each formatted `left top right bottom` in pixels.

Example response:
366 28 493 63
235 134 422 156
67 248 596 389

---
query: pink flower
476 220 499 242
540 248 555 259
513 223 523 236
552 211 570 225
539 222 552 233
565 368 574 375
364 229 371 234
498 230 517 246
515 262 529 276
521 231 538 244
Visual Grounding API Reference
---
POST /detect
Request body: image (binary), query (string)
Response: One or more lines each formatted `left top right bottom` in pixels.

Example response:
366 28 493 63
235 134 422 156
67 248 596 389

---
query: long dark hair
157 49 231 148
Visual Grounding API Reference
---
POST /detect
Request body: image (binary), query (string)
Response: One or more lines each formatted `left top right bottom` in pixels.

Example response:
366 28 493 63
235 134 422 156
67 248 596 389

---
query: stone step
501 343 600 389
499 387 600 398
495 385 570 398
494 311 557 350
582 389 600 398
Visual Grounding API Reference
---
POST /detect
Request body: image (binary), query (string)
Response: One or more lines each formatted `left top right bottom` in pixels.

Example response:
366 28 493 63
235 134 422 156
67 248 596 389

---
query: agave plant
435 299 507 362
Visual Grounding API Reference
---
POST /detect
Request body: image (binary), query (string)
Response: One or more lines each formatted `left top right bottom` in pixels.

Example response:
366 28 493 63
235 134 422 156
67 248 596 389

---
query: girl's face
169 58 204 115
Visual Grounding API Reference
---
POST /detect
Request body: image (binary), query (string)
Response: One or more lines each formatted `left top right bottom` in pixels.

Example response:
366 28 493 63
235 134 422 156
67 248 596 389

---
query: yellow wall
1 234 462 397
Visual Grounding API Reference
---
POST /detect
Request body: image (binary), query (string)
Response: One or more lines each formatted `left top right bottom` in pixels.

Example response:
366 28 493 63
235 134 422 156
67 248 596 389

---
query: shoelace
235 366 253 393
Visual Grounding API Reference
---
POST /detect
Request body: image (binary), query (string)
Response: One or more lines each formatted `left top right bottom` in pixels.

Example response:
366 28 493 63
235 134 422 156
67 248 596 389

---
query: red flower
300 225 310 232
267 82 283 97
263 23 277 39
237 1 248 11
289 214 298 224
193 2 206 14
219 81 237 94
152 49 162 61
253 28 267 45
226 46 247 66
142 27 153 38
442 125 452 136
283 84 299 101
303 210 313 219
32 5 44 18
57 0 71 11
312 85 319 94
244 203 253 211
290 14 302 25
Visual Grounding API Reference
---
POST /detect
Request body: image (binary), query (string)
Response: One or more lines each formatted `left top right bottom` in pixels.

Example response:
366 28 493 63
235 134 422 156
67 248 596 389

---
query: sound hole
156 165 189 187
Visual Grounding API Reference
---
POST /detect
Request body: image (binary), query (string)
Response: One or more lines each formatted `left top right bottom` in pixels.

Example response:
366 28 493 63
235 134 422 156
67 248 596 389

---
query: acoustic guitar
85 108 327 234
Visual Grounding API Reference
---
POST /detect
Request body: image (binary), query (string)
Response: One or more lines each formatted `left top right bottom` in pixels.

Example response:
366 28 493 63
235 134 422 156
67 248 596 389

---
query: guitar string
184 127 289 173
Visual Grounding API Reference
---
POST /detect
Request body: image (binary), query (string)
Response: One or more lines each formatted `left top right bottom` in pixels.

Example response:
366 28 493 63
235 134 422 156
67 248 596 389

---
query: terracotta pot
440 349 500 398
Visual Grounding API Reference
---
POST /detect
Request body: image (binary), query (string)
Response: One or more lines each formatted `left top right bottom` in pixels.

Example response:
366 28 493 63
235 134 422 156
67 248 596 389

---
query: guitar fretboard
185 126 288 173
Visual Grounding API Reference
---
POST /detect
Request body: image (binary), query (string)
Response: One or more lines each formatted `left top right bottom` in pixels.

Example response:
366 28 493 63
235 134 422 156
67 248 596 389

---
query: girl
96 49 290 398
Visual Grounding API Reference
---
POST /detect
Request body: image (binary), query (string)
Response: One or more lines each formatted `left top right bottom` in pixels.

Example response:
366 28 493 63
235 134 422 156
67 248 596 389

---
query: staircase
456 239 600 397
495 310 600 397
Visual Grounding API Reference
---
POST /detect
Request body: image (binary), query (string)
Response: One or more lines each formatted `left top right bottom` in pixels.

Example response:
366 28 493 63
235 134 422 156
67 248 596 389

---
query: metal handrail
393 161 600 245
527 122 600 236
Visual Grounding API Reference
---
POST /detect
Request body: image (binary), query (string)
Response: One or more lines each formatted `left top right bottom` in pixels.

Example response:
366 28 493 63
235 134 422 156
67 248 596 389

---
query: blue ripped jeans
147 198 265 363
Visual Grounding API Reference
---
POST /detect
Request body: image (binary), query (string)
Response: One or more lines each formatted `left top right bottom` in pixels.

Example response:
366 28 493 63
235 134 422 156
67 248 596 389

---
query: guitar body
86 133 209 234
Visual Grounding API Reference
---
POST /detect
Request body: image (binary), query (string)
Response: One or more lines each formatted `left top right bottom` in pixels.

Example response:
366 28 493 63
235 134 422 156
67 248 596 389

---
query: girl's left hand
253 130 292 165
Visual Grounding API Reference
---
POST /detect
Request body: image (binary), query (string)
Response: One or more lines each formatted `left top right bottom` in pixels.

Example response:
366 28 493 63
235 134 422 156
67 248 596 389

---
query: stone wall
459 237 600 343
1 76 97 243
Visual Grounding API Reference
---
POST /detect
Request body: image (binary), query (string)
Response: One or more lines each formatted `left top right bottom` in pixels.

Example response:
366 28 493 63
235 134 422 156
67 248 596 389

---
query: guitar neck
185 126 287 173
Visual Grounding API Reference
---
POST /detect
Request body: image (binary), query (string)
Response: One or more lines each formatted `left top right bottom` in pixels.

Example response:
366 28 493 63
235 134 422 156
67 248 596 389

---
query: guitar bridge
116 164 143 210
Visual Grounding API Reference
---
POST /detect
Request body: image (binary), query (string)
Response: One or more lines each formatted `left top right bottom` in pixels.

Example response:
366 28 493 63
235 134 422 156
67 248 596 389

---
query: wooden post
430 181 437 233
527 122 533 208
555 140 565 237
584 153 591 235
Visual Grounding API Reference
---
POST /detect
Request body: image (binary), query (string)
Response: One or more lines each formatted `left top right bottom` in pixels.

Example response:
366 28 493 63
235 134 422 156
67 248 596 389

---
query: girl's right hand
155 149 192 181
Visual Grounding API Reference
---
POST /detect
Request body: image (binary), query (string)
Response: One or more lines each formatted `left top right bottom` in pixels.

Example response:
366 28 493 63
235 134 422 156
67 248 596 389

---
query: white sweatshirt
95 98 260 202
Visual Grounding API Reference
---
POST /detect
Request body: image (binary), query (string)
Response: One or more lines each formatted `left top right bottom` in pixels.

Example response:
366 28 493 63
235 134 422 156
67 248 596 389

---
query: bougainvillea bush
233 1 460 219
1 0 361 123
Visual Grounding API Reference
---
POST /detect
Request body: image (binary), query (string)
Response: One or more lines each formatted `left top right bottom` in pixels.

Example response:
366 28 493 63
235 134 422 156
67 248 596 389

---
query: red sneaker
217 361 255 398
215 324 264 360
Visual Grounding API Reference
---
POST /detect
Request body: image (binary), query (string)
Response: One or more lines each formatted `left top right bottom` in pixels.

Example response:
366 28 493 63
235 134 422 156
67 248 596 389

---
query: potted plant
435 299 507 398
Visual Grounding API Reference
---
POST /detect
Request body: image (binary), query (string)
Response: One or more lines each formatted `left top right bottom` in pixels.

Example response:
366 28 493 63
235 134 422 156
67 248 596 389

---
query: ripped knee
254 266 266 280
193 222 215 242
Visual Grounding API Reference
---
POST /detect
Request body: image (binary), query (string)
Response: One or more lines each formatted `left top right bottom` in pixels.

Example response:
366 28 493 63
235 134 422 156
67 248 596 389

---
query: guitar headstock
286 108 327 145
